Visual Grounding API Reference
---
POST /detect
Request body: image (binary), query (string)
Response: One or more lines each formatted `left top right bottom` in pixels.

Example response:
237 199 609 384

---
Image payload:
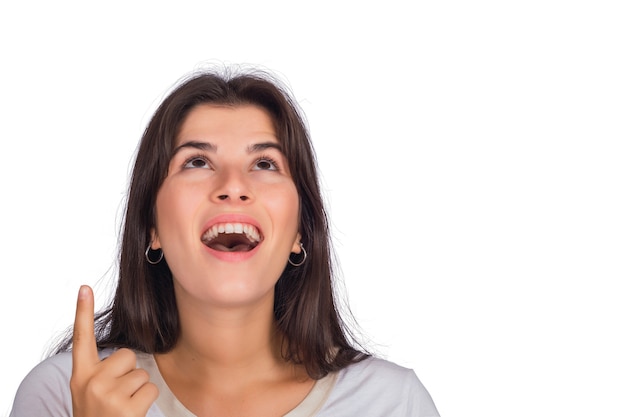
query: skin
151 104 302 310
71 105 313 417
71 286 158 417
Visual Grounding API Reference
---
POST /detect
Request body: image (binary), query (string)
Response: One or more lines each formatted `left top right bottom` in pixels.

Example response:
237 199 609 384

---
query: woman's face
151 104 301 308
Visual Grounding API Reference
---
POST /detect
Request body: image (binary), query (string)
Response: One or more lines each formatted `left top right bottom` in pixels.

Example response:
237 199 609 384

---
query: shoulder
317 356 440 417
9 352 74 417
9 349 116 417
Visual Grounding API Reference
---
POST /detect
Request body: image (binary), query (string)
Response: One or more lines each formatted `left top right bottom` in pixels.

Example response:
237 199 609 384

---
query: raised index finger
72 285 100 375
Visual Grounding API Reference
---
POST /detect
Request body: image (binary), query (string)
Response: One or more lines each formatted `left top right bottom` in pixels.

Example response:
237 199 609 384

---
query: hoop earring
288 243 307 267
145 244 164 265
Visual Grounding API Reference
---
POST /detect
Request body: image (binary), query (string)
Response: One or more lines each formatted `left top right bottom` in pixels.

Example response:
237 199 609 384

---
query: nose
210 168 253 203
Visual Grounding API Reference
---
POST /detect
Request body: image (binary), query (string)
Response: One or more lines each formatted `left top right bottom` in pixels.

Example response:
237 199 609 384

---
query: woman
10 68 439 416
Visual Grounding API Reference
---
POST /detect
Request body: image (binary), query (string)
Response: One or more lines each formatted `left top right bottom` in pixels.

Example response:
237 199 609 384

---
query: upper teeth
203 222 261 243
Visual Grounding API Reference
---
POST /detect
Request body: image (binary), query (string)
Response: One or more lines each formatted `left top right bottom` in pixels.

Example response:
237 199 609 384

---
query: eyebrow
172 141 216 155
248 142 284 154
172 140 284 156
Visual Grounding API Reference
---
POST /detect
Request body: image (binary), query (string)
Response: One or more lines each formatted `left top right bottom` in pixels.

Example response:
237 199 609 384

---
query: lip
201 213 263 262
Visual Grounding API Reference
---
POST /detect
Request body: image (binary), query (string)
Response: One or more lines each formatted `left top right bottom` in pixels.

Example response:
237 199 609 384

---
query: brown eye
253 158 278 171
183 157 210 169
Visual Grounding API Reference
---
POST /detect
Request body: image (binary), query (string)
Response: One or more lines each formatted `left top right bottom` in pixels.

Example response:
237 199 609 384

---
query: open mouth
201 223 262 252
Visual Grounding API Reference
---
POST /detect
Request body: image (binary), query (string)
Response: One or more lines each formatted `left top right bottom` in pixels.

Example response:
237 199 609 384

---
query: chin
173 273 277 309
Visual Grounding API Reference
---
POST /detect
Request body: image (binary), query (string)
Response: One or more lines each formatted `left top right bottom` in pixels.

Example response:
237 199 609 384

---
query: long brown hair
58 67 367 379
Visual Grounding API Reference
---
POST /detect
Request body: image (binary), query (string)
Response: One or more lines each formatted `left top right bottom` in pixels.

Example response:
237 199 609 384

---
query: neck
155 286 289 387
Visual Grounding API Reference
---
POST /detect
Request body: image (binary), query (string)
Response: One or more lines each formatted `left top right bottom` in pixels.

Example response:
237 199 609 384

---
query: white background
1 1 625 416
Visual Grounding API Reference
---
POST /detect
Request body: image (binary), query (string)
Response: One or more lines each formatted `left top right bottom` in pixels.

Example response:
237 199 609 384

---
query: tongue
209 242 254 252
205 233 257 252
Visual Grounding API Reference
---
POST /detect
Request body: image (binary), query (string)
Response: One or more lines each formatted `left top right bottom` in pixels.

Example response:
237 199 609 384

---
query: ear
150 228 162 250
291 232 302 254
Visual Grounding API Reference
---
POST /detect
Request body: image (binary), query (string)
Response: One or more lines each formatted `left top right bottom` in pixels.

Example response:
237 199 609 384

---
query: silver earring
288 243 307 267
145 244 164 265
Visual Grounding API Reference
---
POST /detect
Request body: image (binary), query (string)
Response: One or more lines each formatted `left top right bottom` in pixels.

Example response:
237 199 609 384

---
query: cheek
155 184 200 236
268 185 300 230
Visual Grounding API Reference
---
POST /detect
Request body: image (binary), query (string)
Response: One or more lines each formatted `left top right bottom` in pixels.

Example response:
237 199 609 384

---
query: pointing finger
72 285 99 375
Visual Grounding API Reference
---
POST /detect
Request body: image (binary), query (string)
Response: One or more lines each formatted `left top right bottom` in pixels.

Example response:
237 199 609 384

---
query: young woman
10 68 439 417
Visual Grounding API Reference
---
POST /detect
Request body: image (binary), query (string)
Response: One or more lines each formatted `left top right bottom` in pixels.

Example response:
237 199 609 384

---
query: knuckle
84 377 105 397
115 348 137 362
72 332 85 345
69 375 82 394
134 368 150 381
107 348 137 369
145 382 160 400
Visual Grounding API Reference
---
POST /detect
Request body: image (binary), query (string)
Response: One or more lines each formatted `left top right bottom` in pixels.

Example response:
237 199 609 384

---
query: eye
183 156 211 169
253 157 279 171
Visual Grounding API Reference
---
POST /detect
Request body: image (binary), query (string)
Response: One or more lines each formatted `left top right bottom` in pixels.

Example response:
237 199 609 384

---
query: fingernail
78 285 89 299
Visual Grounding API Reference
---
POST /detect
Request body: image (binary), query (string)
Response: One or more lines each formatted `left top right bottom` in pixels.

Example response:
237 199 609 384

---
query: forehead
176 104 278 147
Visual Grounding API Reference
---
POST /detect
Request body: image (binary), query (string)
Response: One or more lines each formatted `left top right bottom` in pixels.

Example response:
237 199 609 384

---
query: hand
70 285 159 417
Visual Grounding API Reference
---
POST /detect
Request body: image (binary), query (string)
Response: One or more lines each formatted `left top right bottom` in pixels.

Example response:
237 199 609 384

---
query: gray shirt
10 350 439 416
